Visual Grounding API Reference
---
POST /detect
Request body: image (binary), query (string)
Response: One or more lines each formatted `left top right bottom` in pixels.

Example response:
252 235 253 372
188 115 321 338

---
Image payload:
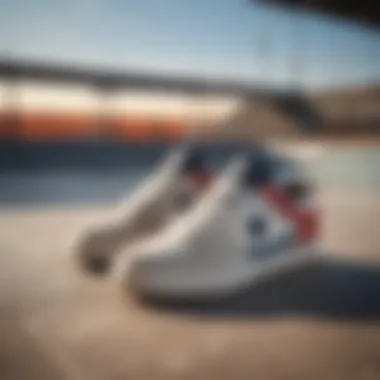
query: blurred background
0 1 380 380
0 0 379 145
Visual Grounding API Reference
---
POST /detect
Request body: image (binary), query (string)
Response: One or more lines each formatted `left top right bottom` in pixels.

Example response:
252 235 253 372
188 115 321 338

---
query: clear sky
0 0 379 91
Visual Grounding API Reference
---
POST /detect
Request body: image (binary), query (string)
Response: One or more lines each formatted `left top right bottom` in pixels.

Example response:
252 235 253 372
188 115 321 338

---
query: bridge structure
0 59 324 142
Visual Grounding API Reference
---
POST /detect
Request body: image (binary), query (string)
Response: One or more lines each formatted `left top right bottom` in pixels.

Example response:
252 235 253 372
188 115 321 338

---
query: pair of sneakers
75 145 319 300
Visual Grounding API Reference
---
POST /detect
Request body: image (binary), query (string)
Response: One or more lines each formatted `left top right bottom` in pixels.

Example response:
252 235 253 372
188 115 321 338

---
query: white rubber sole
125 245 320 301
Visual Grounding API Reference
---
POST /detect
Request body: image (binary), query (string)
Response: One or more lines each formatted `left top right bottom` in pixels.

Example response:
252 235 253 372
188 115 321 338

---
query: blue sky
0 0 379 90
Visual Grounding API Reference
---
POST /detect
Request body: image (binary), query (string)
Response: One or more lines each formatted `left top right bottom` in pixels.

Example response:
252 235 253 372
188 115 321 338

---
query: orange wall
0 111 188 141
108 116 186 141
19 112 98 141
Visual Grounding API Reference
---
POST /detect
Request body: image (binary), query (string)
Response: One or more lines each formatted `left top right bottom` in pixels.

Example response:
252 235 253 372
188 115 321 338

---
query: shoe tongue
182 148 205 173
241 153 273 188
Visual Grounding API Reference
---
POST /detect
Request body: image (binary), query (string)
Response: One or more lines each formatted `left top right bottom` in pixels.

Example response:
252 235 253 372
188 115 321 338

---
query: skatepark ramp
310 84 380 137
207 94 324 140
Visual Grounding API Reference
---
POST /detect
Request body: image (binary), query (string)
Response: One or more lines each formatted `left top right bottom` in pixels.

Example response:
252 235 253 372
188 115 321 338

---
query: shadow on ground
140 258 380 321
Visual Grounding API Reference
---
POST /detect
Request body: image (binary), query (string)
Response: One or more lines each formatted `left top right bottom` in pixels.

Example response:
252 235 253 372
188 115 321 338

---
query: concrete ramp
207 95 323 140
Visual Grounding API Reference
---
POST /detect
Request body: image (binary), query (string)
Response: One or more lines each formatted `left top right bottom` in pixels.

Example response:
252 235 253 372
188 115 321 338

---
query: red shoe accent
191 170 213 189
261 185 319 243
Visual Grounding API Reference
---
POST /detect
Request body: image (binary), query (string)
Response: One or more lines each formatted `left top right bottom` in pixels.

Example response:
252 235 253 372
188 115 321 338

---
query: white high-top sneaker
74 146 213 275
119 150 320 300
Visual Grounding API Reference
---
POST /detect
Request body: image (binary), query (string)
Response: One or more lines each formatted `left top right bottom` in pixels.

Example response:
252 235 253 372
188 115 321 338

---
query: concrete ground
0 187 379 380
